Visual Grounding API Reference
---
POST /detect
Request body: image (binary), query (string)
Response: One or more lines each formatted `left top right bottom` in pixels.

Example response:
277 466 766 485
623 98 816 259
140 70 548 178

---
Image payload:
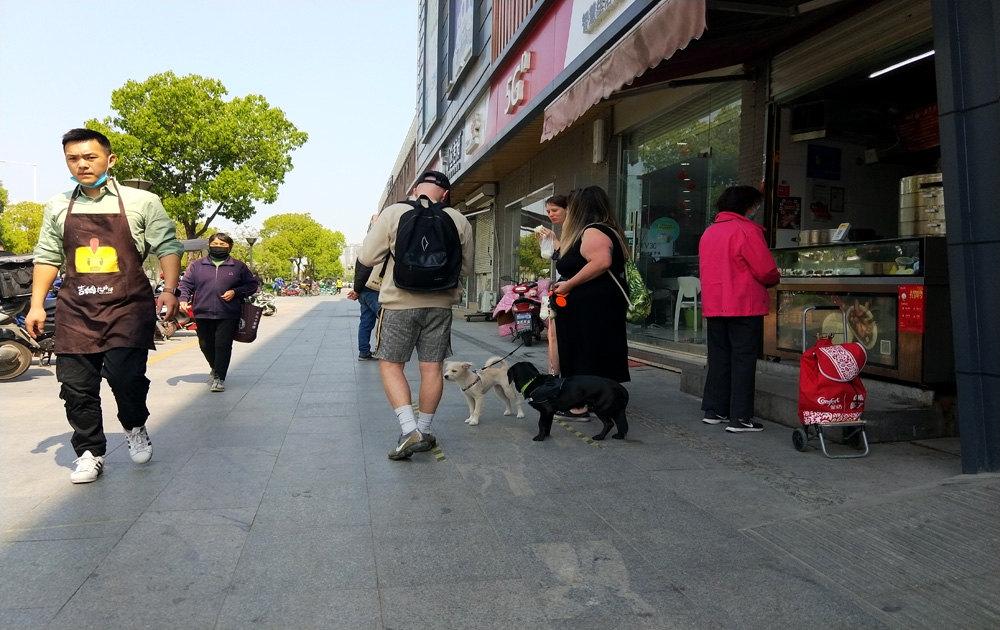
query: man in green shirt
25 128 184 484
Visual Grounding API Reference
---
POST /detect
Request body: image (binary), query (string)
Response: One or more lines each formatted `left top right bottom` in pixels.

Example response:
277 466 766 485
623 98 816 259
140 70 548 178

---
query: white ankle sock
417 411 434 434
395 405 417 434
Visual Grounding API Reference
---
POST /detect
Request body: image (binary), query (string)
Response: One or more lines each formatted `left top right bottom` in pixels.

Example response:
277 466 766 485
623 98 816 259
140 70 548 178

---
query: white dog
444 357 526 425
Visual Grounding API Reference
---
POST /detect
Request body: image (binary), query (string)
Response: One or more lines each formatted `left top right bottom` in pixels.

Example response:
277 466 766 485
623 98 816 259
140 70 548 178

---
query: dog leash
482 342 524 370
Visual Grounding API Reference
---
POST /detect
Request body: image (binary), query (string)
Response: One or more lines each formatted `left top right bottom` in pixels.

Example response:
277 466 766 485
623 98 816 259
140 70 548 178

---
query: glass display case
773 238 927 279
764 237 953 385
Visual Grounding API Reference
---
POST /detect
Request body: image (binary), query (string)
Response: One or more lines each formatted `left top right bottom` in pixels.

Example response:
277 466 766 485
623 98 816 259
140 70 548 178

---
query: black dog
507 361 629 442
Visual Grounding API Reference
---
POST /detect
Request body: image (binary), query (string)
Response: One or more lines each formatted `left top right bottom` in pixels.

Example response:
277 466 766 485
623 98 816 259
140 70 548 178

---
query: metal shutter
474 210 493 272
770 0 932 101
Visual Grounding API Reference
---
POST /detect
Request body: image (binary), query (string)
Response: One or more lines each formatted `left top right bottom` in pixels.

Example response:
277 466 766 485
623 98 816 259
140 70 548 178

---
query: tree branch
196 201 227 238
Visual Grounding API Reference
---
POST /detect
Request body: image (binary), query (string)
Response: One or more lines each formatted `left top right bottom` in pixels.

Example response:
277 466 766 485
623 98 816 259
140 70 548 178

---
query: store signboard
898 284 926 333
487 2 573 140
565 0 638 64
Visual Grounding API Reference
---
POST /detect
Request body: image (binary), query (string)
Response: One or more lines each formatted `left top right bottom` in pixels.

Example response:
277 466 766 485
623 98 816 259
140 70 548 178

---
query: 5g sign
505 51 533 114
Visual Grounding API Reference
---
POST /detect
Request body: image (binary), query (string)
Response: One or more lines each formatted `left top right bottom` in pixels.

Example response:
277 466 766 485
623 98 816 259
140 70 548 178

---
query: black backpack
392 195 463 292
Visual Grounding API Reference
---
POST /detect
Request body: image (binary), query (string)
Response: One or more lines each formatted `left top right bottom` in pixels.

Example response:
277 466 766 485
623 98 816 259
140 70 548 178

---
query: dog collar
461 371 483 392
519 376 537 394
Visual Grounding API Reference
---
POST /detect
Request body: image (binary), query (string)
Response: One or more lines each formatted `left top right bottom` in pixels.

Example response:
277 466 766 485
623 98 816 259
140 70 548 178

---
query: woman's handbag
234 299 264 343
365 257 388 292
608 260 652 324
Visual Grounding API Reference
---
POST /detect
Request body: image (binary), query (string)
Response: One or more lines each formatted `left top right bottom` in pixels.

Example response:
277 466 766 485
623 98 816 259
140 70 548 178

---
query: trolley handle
801 305 847 350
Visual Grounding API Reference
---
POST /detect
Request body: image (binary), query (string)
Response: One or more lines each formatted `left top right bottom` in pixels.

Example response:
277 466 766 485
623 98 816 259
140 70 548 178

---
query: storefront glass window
619 83 742 350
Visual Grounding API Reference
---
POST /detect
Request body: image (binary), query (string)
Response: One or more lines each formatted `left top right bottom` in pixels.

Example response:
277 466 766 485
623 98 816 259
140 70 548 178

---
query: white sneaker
211 378 225 392
126 426 153 464
70 450 104 484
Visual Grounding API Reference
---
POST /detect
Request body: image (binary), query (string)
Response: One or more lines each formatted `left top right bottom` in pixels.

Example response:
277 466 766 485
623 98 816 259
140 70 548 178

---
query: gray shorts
374 308 453 363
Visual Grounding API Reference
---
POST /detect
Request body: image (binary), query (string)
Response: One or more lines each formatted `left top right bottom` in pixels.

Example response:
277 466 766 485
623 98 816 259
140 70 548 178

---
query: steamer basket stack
899 173 945 237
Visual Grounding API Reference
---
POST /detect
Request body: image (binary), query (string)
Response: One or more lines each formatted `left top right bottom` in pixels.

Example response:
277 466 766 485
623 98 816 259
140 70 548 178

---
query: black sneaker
358 353 375 361
726 418 764 433
388 430 423 460
702 413 728 425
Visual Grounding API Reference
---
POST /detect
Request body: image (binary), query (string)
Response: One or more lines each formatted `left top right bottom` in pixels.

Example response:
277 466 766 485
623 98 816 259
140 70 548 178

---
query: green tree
0 201 44 253
0 182 9 216
86 71 308 239
519 233 551 281
259 213 345 281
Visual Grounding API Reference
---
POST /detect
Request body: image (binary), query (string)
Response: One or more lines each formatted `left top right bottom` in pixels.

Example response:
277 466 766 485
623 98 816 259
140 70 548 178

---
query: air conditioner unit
479 291 496 313
466 183 496 208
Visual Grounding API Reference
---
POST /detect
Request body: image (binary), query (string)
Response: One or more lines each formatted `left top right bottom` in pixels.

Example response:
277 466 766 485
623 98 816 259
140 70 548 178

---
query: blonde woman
550 186 630 383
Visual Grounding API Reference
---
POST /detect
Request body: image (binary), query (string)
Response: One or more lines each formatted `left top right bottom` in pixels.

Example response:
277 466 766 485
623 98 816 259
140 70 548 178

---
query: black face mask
209 246 230 259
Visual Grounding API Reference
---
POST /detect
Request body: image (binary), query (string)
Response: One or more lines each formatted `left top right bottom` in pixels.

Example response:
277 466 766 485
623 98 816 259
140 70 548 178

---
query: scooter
251 291 276 316
509 281 547 346
1 295 56 380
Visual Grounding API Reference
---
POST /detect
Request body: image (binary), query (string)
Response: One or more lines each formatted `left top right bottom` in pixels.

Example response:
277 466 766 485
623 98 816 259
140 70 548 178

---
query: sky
0 0 418 245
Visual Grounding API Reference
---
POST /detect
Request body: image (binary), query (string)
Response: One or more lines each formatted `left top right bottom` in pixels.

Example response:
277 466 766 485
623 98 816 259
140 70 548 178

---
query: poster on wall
809 181 833 222
777 197 802 229
806 144 842 180
829 186 845 213
451 0 475 85
641 217 680 259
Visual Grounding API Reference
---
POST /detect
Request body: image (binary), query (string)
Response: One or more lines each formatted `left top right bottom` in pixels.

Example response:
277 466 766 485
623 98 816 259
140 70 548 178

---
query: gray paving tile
366 478 485 525
0 537 118 608
372 520 519 587
233 527 376 590
380 579 549 630
0 607 61 630
216 587 381 630
46 592 227 630
295 401 362 418
253 481 371 529
147 475 270 512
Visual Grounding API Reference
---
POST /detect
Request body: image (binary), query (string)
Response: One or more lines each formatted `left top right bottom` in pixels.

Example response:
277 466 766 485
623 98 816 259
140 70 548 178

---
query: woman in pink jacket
698 186 780 433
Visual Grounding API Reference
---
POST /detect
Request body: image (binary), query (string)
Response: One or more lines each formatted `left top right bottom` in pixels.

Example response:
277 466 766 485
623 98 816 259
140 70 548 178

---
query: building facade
384 0 998 472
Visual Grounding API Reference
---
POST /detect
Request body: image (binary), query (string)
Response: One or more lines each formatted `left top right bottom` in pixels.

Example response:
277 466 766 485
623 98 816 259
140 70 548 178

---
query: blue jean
358 291 380 355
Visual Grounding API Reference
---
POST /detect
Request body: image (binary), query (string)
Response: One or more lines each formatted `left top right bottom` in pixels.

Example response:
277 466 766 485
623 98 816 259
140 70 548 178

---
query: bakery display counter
764 237 953 385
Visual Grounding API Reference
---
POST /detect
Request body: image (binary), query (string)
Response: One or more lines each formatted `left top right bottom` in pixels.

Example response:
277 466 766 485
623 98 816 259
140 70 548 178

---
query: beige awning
541 0 707 142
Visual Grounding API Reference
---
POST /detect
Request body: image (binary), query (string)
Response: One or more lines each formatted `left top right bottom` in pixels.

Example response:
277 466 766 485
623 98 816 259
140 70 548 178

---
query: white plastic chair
674 276 701 332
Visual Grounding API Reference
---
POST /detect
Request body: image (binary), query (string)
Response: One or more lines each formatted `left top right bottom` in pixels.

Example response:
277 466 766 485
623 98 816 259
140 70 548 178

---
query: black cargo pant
701 316 763 421
57 348 150 457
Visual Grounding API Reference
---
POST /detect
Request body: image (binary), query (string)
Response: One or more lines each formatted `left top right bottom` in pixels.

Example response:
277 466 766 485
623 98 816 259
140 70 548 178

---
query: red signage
898 284 926 333
486 1 573 142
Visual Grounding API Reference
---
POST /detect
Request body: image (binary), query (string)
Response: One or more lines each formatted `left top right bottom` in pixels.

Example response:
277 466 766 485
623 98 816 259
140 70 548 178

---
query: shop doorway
504 184 555 285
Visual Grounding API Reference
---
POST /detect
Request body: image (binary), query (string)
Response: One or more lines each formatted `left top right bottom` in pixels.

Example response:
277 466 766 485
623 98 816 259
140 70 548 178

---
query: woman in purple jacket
698 186 780 433
179 233 258 392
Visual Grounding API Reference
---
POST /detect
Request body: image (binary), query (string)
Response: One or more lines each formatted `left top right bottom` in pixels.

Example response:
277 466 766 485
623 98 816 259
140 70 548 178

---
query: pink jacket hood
698 211 780 317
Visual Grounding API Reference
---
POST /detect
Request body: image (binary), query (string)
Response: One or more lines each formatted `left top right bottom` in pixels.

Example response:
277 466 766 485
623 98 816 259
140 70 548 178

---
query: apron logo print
77 285 114 295
74 237 120 273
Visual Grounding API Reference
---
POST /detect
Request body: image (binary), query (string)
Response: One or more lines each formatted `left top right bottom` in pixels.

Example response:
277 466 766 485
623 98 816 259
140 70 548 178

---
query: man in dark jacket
346 258 380 360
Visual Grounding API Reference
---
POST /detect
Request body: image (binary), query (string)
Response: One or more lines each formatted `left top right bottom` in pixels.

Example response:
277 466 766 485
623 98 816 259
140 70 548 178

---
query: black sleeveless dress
554 224 630 382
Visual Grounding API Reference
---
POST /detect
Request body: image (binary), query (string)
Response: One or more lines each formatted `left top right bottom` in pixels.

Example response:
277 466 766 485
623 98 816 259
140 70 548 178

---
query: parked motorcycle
1 295 56 380
492 281 547 346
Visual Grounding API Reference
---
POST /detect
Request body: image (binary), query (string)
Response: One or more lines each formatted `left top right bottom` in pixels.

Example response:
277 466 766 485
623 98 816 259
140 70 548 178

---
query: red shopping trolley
792 305 870 458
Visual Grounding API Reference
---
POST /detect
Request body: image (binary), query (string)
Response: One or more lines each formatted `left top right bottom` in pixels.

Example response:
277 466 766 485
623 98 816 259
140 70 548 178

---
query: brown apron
55 181 156 353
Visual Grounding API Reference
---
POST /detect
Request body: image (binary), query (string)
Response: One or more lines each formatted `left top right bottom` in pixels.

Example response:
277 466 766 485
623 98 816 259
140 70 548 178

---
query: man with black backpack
359 170 474 460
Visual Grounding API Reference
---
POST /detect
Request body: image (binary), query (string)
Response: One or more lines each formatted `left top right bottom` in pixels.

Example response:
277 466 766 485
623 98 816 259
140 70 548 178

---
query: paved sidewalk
2 296 998 629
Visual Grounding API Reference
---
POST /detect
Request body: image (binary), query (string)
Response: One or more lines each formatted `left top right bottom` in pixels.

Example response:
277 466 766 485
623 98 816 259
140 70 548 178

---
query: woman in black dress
551 186 630 383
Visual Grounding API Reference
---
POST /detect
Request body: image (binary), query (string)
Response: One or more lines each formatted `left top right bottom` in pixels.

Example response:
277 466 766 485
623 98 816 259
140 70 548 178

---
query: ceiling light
869 50 934 78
